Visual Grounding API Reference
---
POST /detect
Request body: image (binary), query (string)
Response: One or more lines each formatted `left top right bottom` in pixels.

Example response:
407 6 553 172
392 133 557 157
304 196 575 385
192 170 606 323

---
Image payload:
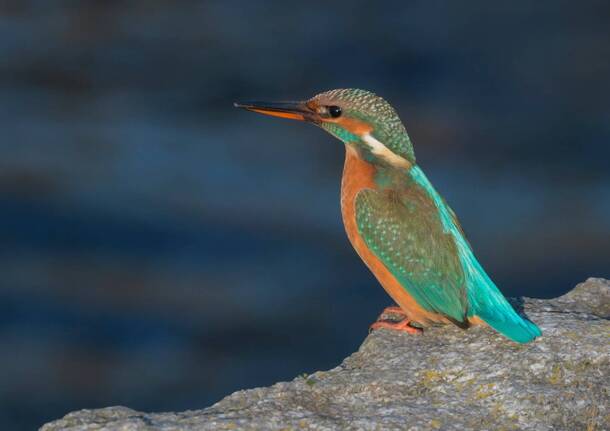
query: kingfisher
234 89 541 343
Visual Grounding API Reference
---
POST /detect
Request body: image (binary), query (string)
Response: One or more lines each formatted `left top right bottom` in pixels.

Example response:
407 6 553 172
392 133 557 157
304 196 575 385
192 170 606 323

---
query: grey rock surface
42 278 609 431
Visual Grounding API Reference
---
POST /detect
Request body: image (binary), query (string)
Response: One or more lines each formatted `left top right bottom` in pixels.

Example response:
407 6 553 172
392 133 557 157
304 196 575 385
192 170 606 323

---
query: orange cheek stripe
250 109 305 121
325 116 373 136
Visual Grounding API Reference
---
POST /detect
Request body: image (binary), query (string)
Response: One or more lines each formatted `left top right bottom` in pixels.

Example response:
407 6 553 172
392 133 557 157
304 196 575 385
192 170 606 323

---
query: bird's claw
369 319 423 335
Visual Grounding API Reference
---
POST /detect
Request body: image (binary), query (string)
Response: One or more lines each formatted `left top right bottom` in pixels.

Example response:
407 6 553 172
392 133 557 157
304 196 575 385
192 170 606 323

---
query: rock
41 279 609 431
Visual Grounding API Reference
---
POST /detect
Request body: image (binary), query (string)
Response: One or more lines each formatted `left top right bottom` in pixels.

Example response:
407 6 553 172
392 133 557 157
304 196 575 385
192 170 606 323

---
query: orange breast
340 147 449 326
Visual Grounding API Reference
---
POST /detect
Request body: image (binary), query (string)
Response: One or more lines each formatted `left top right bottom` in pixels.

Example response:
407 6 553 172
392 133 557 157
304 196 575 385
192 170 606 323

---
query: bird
234 88 541 343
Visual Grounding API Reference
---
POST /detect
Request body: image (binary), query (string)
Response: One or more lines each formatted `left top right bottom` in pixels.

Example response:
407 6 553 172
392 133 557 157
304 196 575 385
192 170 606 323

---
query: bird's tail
476 309 541 343
465 261 541 343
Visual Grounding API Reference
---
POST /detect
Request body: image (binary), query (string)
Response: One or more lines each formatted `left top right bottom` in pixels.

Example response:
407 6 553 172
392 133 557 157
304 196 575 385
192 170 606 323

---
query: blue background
1 1 609 429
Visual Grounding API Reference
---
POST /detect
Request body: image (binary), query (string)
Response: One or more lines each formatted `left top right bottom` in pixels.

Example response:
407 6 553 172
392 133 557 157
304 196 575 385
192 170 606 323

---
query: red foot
370 319 423 335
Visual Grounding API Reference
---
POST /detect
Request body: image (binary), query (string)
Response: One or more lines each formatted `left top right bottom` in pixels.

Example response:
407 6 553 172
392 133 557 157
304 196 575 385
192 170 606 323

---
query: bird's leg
370 319 423 335
370 305 423 335
378 306 406 318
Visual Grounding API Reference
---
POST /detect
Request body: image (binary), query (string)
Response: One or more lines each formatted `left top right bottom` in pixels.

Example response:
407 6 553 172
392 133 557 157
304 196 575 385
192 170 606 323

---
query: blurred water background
1 1 609 429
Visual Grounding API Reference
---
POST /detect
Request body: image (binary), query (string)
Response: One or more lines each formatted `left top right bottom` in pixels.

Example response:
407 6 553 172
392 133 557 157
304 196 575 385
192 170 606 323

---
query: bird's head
235 89 415 168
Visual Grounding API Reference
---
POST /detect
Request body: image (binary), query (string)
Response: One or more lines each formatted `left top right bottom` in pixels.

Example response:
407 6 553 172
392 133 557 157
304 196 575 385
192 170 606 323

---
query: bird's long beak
234 100 314 122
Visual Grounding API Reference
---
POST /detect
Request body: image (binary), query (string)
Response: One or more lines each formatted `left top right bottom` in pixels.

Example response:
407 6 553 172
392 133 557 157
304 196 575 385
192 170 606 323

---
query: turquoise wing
355 188 468 323
408 165 541 342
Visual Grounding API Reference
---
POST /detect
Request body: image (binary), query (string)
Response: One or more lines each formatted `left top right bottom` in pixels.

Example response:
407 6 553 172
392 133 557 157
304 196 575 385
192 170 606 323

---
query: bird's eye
328 105 342 118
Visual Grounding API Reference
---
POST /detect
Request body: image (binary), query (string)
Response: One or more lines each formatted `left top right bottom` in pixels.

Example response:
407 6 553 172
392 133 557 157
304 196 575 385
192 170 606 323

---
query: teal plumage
354 164 540 342
412 167 541 343
355 177 468 323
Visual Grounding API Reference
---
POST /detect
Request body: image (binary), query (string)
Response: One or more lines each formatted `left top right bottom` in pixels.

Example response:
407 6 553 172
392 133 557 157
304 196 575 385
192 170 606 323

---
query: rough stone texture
42 278 609 431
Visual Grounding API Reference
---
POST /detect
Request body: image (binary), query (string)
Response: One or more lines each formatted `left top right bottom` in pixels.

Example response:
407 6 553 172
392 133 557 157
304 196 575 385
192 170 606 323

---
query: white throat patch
361 133 411 168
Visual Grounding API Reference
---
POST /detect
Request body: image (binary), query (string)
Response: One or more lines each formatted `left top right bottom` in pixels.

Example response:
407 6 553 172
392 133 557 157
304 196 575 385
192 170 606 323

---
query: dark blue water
1 2 609 429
